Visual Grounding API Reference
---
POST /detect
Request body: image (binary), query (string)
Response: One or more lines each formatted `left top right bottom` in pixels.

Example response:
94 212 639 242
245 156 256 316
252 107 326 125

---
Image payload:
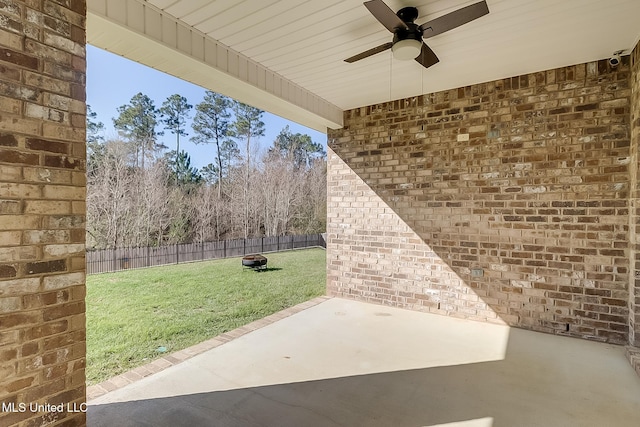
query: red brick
0 264 17 278
21 341 39 357
70 25 84 44
0 63 21 82
43 329 84 351
0 133 18 146
6 375 36 392
22 377 66 402
70 83 84 101
0 149 40 165
0 312 42 329
24 320 69 340
26 137 69 153
0 15 23 34
0 47 39 69
42 301 84 321
0 347 18 362
0 80 40 100
44 154 82 169
25 259 67 275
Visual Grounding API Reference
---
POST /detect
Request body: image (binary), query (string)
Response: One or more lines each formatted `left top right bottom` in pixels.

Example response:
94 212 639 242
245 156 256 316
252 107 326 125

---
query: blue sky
86 45 327 169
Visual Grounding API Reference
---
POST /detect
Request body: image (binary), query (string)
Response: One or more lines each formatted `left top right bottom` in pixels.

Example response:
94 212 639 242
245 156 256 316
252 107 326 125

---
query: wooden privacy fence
86 233 327 275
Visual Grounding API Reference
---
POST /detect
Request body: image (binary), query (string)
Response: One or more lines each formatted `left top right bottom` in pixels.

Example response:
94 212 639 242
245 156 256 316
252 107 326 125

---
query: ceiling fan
345 0 489 69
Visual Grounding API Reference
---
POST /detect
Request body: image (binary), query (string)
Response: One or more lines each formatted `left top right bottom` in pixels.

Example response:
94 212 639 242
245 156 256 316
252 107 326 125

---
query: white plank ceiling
87 0 640 131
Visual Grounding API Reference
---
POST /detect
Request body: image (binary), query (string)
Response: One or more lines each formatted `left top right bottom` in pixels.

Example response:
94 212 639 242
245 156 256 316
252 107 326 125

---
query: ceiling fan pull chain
389 49 392 104
389 50 393 141
421 67 425 131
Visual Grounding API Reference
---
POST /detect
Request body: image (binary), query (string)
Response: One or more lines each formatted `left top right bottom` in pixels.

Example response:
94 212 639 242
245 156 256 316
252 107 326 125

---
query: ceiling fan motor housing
395 6 422 42
393 22 423 44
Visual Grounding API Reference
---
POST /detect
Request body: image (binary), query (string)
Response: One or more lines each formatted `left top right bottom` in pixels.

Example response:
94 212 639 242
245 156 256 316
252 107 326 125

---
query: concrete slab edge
626 346 640 377
87 295 333 402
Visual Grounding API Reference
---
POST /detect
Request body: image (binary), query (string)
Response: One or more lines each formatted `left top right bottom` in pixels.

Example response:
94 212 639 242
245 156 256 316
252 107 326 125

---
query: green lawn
86 248 326 385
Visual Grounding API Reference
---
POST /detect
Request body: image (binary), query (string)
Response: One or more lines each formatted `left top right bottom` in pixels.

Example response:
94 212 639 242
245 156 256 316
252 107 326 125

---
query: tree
229 101 265 174
113 92 162 169
219 139 240 177
139 162 172 247
271 125 326 168
200 163 219 185
190 184 227 241
87 104 105 144
87 93 329 247
297 158 327 233
86 105 106 176
229 101 265 238
259 154 300 236
86 139 136 248
164 150 203 187
166 186 194 244
160 94 192 183
191 91 231 198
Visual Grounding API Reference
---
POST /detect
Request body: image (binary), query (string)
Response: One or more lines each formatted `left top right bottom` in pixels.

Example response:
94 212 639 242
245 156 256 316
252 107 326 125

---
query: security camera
609 53 620 67
609 51 623 67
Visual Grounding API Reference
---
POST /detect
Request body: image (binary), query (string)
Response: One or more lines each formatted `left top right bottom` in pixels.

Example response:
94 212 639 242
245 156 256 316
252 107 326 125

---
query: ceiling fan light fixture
392 38 422 60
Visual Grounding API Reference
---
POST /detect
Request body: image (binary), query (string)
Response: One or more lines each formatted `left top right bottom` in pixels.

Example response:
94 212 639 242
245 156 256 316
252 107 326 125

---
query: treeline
86 91 326 249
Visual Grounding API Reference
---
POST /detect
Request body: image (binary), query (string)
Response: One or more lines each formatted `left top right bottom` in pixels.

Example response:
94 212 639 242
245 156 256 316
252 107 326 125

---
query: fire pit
242 254 268 271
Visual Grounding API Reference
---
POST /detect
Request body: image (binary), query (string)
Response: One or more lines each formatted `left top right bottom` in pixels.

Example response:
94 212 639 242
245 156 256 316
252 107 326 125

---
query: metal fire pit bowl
242 254 268 271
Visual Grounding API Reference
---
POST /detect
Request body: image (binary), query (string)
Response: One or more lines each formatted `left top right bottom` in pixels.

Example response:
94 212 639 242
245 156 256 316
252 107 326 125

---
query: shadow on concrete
87 324 640 427
89 365 498 427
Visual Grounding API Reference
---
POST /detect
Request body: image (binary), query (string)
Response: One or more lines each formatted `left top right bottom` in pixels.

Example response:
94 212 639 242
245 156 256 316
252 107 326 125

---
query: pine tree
164 150 202 187
160 94 192 183
271 125 326 168
229 101 265 238
86 105 105 176
191 91 232 198
113 92 162 169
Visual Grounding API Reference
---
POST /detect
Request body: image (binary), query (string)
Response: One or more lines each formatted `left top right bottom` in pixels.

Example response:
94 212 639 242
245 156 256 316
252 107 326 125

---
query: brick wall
0 1 87 426
631 41 640 347
328 56 632 345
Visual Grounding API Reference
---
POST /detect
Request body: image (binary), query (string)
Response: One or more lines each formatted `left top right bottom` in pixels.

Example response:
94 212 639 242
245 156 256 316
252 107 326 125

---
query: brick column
0 1 87 426
629 40 640 374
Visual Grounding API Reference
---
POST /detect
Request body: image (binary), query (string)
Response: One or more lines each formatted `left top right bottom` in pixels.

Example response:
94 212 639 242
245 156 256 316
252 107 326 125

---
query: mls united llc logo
1 402 87 413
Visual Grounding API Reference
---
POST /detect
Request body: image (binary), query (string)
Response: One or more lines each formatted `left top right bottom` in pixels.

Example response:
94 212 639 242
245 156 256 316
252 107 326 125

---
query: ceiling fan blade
415 43 439 69
344 42 393 63
364 0 408 32
419 0 489 39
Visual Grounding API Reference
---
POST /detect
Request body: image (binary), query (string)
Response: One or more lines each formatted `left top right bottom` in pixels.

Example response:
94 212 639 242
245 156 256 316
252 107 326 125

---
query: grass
86 248 326 385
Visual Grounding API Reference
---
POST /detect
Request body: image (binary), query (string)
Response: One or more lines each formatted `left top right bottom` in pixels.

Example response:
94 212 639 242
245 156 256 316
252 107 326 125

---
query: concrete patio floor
88 297 640 427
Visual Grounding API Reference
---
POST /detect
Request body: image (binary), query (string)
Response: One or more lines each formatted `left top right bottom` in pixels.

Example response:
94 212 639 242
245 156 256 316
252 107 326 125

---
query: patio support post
0 1 88 425
628 39 640 375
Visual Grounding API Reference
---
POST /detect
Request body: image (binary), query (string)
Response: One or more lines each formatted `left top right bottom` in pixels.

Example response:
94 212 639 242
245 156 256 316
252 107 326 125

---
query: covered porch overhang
86 0 344 133
86 0 640 134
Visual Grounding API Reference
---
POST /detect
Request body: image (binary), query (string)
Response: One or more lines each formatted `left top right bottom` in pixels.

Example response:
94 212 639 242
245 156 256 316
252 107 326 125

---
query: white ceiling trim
86 0 343 132
87 0 640 126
